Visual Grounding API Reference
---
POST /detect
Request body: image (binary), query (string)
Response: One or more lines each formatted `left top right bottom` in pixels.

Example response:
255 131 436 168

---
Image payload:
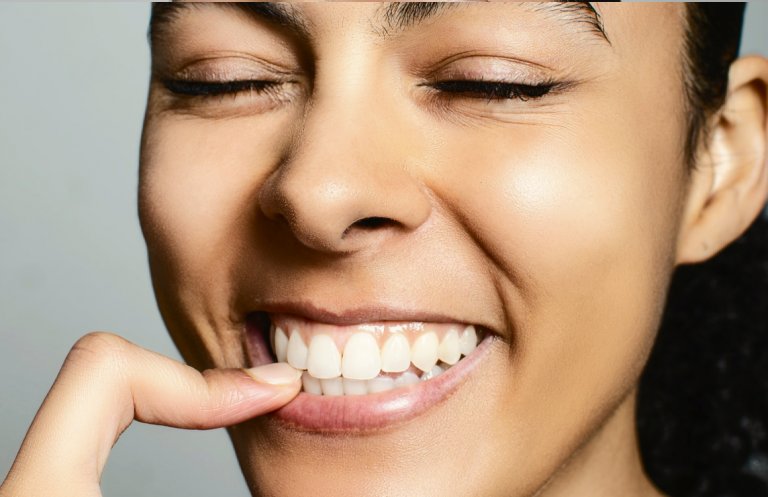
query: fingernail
246 363 302 386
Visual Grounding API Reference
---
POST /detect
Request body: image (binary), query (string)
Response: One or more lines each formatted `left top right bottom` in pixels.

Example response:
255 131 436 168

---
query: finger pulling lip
244 309 495 433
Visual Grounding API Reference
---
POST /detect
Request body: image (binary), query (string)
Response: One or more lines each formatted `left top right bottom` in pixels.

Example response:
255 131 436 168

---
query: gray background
0 3 766 496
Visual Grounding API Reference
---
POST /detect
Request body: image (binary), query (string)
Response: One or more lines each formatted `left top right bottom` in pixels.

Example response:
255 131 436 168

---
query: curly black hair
637 5 768 496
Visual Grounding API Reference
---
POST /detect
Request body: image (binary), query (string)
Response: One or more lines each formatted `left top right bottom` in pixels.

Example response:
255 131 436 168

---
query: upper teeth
307 334 341 379
381 333 410 372
341 332 381 380
272 322 479 386
411 332 439 372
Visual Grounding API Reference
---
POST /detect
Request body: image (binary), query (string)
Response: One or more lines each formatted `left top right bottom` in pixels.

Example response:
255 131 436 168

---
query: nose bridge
259 50 431 253
298 44 405 183
300 75 382 178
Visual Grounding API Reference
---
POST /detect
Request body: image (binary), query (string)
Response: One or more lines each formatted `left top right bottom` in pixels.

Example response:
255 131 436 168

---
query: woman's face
140 3 687 496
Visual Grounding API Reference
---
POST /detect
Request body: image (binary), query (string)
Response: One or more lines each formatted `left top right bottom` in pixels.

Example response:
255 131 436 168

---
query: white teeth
420 364 445 381
411 332 439 372
301 371 322 395
394 371 421 387
459 325 478 356
274 326 289 363
307 334 341 379
283 323 482 396
343 378 368 396
437 328 461 365
367 376 396 393
380 333 411 373
286 330 308 370
320 377 344 396
341 332 381 380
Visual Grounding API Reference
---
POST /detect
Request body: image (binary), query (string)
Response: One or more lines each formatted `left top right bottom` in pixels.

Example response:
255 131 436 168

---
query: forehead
151 2 685 54
153 2 607 38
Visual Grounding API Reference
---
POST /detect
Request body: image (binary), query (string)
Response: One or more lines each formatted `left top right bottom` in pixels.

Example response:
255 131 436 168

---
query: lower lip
268 334 494 433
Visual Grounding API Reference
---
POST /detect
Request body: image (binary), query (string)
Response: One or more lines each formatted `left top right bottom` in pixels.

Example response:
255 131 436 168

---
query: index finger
0 332 300 496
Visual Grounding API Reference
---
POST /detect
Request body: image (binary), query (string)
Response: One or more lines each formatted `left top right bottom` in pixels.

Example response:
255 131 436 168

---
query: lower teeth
301 361 453 396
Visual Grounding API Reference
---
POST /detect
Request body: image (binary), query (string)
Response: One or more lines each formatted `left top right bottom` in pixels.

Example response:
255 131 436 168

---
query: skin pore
134 3 768 497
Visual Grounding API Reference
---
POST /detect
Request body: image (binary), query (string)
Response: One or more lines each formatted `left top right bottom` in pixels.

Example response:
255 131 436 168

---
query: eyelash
163 79 282 97
424 80 556 101
162 78 557 103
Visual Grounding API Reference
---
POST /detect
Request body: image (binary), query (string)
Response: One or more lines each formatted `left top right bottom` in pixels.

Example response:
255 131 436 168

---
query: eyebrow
150 2 610 48
376 2 609 44
149 3 311 46
534 2 610 44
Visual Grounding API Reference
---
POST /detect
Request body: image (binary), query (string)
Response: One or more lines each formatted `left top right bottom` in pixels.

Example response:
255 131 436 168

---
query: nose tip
259 162 431 253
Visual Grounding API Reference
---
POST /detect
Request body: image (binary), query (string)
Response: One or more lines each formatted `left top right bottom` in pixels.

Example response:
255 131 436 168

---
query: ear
676 55 768 265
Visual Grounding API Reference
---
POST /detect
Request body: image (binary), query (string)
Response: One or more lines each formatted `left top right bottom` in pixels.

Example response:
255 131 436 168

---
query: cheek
139 116 287 284
439 127 680 350
433 117 684 292
138 114 294 366
427 96 686 457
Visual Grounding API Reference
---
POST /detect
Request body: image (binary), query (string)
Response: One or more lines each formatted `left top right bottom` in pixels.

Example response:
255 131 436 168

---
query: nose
259 89 432 253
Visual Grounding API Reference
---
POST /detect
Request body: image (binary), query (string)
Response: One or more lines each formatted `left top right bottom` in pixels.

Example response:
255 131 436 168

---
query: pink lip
274 337 492 432
244 308 495 433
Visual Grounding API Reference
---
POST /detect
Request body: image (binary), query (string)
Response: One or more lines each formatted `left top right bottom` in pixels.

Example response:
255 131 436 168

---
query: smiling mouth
245 310 493 432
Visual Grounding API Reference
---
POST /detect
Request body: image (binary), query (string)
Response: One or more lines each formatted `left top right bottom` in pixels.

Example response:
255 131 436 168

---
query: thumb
0 332 300 497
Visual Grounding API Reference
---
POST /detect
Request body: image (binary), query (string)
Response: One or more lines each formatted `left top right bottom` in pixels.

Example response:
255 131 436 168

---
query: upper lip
251 300 480 327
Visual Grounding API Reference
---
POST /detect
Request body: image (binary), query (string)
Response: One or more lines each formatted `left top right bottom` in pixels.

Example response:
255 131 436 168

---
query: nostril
340 217 399 240
351 216 396 230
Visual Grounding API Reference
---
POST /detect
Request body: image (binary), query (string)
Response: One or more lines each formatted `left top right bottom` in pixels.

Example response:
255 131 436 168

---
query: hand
0 332 301 497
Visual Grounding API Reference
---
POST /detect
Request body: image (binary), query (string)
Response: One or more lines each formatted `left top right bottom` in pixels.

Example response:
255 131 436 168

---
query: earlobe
676 55 768 265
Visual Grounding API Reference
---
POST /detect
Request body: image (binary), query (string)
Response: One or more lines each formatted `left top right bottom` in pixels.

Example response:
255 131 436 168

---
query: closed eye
162 79 282 97
423 80 563 102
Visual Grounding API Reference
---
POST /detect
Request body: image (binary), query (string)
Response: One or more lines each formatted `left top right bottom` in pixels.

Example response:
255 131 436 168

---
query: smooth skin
2 3 768 497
